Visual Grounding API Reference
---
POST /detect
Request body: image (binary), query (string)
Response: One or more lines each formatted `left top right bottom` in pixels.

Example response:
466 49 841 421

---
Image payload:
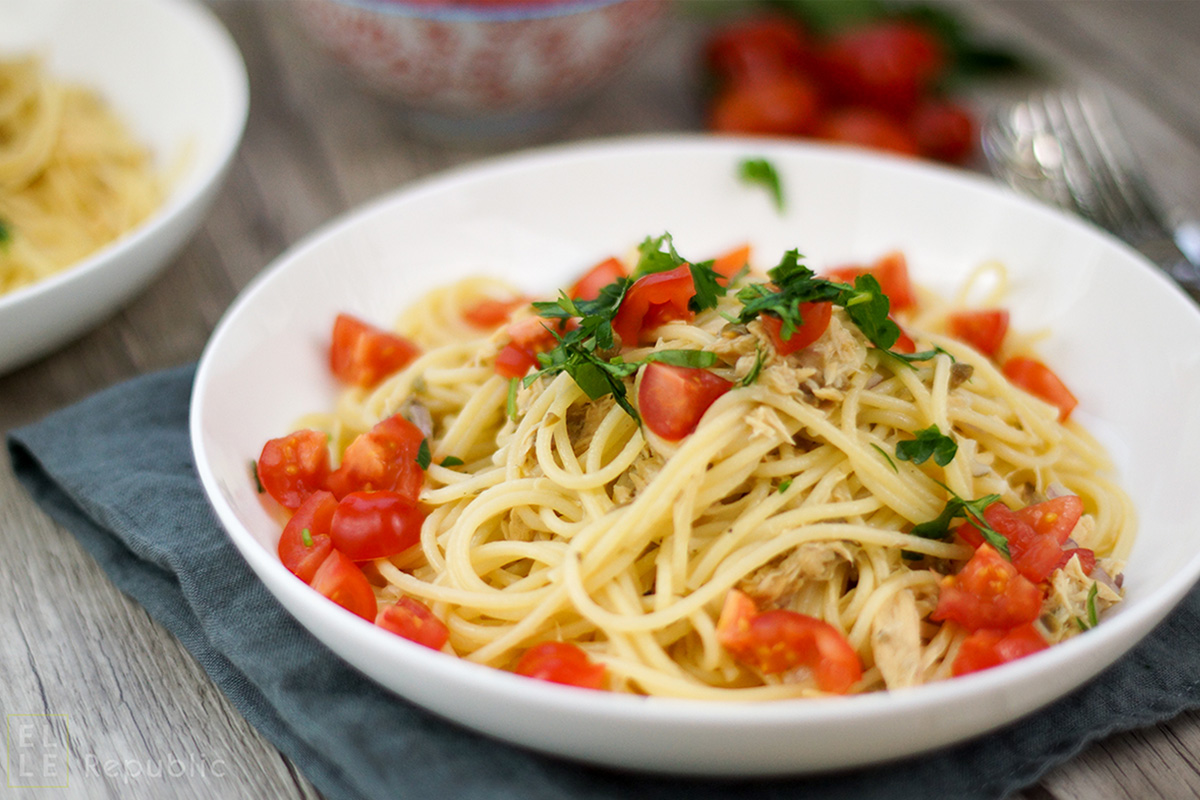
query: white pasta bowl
0 0 248 373
192 136 1200 775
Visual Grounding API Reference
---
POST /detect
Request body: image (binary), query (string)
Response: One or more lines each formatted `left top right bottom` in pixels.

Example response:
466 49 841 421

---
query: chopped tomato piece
330 313 421 389
463 297 527 328
759 302 833 355
310 549 377 621
330 490 425 561
638 361 732 441
257 429 331 509
612 265 696 346
952 623 1048 676
569 257 627 301
1015 494 1084 546
711 244 751 286
826 251 916 312
947 309 1009 357
505 315 557 351
932 544 1043 631
278 490 338 583
716 589 862 694
957 496 1084 584
494 342 541 379
1003 356 1079 421
324 413 425 501
514 641 606 689
377 597 449 651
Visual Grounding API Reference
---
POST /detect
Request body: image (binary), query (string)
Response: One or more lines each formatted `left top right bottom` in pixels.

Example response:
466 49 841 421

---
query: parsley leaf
249 460 264 494
439 455 465 468
738 157 785 212
738 347 765 387
416 438 432 470
895 425 958 466
735 249 841 340
0 217 9 247
871 443 899 473
777 478 793 493
910 486 1009 559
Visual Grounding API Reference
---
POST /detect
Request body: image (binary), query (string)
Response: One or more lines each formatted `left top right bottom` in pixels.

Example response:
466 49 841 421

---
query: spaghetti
0 57 161 296
258 239 1134 698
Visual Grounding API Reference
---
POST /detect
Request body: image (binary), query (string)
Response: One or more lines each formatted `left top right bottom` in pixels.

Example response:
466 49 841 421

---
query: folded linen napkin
9 363 1200 800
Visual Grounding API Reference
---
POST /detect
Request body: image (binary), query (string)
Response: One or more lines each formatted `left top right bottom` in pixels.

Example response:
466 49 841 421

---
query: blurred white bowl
0 0 248 373
193 135 1200 775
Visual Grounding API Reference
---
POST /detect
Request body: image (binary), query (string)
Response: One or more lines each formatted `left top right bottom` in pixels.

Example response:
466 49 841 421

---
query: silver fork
981 89 1200 302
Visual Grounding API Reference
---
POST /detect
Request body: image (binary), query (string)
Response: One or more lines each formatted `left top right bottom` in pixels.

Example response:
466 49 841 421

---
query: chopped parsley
738 157 785 212
301 527 313 548
738 347 765 387
871 443 899 472
439 455 465 468
416 438 432 470
895 425 957 467
250 460 264 494
0 217 9 247
910 484 1009 559
777 478 794 493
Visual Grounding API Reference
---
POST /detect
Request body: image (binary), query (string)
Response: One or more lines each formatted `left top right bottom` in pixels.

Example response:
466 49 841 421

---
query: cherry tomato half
952 623 1048 676
932 544 1044 632
611 265 696 346
947 309 1009 357
759 302 833 355
278 490 338 583
826 251 917 312
570 257 627 301
1003 356 1079 421
514 641 607 689
638 361 732 441
716 589 862 694
377 596 449 651
324 413 426 501
331 490 425 561
257 429 331 510
310 549 377 621
330 313 421 389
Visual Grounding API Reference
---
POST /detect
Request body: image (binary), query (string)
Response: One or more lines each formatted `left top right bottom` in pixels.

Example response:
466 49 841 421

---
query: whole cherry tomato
710 73 823 138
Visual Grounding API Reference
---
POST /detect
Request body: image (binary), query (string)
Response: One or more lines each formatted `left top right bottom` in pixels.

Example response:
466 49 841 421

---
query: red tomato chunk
952 623 1048 677
611 265 695 346
515 641 607 689
637 361 732 441
377 597 449 651
330 313 421 389
324 413 425 501
310 549 377 621
278 490 338 583
932 544 1043 631
257 429 330 509
716 589 862 694
331 490 424 561
1003 356 1079 421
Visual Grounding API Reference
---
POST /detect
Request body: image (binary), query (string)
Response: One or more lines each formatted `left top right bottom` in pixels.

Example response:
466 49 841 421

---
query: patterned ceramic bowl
294 0 669 136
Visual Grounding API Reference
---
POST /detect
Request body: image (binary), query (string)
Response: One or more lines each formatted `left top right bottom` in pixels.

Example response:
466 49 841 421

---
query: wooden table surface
3 2 1199 798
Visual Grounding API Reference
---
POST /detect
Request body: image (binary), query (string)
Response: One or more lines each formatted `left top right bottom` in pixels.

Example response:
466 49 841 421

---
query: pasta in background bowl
192 136 1200 774
0 0 247 373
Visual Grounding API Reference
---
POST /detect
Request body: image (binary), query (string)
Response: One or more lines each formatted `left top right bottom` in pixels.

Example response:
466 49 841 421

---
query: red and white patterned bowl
294 0 669 134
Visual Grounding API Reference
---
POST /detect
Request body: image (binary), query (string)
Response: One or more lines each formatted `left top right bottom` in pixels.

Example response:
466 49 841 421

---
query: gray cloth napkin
8 363 1200 800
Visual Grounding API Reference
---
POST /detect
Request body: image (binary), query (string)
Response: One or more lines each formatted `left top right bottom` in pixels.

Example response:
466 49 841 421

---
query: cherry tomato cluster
704 15 977 164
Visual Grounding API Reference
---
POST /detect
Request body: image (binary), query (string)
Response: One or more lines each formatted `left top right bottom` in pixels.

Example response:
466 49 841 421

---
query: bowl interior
192 136 1200 774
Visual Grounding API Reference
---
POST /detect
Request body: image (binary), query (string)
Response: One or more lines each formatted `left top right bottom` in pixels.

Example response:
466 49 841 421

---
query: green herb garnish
1086 582 1100 628
895 425 957 466
871 443 899 473
416 438 432 470
506 377 520 422
911 485 1008 559
738 157 785 212
301 528 313 548
738 347 765 387
0 218 10 247
777 478 793 493
250 460 264 493
439 455 465 468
